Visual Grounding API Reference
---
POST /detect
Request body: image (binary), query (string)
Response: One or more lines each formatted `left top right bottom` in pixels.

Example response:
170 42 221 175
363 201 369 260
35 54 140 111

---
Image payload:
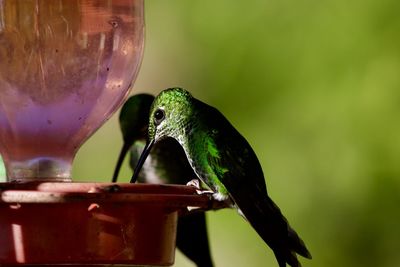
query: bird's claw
186 191 232 213
196 189 214 195
186 179 214 195
186 179 201 189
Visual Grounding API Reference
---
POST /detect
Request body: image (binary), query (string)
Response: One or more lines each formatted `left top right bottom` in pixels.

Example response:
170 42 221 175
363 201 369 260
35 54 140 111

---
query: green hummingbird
132 88 312 267
112 93 214 267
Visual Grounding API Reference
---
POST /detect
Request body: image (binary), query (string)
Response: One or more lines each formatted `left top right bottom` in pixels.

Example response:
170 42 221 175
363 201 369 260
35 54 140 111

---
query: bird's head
119 93 155 144
130 87 194 183
112 93 154 182
147 87 194 143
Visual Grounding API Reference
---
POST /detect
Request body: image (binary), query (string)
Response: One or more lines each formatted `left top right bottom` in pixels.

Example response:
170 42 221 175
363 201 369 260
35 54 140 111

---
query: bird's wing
197 100 310 267
194 99 268 196
204 109 274 215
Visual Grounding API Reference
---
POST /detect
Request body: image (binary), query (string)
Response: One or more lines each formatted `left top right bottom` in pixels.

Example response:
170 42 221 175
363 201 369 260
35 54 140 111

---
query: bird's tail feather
234 195 311 267
288 224 312 259
176 213 214 267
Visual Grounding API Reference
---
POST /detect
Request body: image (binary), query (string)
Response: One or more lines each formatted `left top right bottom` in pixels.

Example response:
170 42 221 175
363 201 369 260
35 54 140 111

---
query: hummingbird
112 93 214 267
132 88 312 267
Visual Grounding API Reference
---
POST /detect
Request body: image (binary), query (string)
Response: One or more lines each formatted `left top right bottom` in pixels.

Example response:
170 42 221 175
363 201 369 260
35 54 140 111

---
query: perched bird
112 93 214 267
132 88 312 267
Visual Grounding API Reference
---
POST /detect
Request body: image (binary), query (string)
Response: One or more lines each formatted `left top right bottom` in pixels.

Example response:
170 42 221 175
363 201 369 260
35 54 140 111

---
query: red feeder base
0 182 210 266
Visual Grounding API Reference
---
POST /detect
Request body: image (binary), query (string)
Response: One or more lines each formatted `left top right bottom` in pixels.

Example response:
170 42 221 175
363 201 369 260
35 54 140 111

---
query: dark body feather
184 99 311 267
130 137 214 267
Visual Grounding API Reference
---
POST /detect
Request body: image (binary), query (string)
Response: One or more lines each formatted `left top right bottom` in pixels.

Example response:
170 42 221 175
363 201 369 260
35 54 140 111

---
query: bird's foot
186 179 214 195
186 178 200 188
185 180 233 213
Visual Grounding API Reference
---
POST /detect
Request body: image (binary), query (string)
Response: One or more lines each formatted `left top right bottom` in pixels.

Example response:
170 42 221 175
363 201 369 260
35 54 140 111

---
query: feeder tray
0 182 212 266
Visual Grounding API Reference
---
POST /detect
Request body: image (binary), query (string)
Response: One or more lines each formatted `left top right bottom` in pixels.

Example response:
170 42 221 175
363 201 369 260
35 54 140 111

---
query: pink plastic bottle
0 0 144 181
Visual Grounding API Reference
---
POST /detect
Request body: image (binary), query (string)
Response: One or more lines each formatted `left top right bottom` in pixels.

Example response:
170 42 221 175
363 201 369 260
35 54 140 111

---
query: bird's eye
154 109 165 125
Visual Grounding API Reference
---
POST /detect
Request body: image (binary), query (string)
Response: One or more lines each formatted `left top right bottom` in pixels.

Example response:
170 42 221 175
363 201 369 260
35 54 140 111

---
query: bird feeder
0 1 211 265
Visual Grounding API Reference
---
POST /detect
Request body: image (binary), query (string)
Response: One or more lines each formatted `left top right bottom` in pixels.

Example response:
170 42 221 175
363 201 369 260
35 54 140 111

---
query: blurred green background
73 0 400 266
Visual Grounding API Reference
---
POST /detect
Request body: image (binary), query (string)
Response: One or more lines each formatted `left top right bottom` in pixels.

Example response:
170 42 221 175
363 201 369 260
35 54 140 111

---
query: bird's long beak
130 139 155 183
112 142 131 183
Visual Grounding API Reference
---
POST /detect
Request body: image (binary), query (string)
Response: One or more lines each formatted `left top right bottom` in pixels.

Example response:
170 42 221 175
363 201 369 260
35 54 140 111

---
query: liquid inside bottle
0 0 144 181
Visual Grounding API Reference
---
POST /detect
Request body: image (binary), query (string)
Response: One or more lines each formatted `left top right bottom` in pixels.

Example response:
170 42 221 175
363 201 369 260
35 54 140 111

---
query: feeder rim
0 182 212 208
